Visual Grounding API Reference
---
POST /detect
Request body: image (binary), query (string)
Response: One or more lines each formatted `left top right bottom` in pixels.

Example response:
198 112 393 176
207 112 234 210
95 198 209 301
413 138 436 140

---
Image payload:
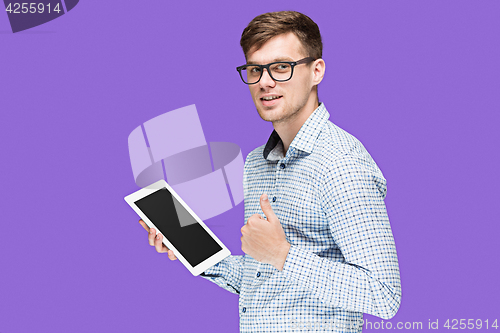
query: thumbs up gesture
241 194 291 271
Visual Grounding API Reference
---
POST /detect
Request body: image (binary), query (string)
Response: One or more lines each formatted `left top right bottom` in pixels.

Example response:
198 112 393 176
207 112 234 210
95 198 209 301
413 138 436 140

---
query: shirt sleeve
281 155 401 319
199 254 245 295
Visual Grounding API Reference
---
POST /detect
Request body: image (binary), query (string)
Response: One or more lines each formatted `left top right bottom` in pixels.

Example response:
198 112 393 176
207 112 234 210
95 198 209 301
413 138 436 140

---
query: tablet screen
134 187 223 267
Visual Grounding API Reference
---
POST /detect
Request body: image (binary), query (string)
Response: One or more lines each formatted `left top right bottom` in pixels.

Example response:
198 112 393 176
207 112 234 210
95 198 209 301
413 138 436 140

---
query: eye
249 66 261 73
271 63 291 72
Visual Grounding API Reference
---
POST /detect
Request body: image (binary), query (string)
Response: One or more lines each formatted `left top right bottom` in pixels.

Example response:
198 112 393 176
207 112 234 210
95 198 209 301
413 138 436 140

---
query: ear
311 58 326 86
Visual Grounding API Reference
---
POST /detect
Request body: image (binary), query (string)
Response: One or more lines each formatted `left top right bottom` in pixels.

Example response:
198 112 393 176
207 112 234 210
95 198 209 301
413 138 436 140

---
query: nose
259 68 276 88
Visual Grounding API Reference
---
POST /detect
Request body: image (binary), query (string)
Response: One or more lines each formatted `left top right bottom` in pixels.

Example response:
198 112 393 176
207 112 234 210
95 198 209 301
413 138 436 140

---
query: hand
241 194 291 271
139 219 178 261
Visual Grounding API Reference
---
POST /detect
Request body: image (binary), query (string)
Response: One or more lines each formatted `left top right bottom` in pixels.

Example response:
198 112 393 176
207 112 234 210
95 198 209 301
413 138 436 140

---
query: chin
256 106 282 123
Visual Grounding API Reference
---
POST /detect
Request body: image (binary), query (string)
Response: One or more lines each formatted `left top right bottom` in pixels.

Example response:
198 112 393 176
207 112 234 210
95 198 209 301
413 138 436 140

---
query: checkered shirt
201 103 401 332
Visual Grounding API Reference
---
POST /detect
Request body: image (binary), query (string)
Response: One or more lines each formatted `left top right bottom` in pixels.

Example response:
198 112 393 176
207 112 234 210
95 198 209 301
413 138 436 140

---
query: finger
148 228 157 246
240 235 247 253
259 193 278 223
167 250 178 261
139 219 150 232
154 233 168 253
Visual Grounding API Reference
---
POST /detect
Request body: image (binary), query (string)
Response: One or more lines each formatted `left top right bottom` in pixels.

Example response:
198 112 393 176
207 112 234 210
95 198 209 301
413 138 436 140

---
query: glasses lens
241 65 262 84
270 63 292 81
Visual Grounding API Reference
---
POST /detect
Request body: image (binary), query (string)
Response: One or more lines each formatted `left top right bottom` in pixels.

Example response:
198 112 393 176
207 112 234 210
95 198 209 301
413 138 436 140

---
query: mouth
260 95 283 106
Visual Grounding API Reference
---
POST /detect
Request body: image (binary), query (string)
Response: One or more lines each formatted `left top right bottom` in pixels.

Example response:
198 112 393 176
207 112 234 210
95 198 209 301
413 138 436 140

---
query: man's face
246 32 317 125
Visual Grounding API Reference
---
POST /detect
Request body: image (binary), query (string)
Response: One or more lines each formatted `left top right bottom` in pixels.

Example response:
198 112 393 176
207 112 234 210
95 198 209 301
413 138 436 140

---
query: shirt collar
263 103 330 160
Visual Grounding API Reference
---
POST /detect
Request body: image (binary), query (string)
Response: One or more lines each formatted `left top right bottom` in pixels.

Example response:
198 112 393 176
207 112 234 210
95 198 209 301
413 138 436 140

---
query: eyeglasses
236 57 315 85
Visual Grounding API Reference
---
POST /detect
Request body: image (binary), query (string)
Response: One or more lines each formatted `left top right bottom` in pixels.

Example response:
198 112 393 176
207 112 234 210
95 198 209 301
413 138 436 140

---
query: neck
273 97 319 155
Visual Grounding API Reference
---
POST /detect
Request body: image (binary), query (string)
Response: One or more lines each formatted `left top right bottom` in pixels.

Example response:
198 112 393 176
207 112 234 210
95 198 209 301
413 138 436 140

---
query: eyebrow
246 57 295 65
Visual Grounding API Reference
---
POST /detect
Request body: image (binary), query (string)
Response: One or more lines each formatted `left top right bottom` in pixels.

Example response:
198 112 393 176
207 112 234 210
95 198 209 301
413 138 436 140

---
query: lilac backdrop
1 1 499 332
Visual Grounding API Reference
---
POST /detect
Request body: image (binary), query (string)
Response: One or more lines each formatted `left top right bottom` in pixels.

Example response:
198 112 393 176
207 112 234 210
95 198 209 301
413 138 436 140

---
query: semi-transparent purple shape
128 104 244 224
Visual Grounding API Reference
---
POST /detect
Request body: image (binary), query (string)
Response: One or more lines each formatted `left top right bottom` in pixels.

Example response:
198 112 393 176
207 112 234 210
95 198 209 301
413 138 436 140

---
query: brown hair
240 11 322 60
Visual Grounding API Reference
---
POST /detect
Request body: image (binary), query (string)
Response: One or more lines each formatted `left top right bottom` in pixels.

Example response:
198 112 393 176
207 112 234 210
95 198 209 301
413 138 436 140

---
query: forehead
246 32 307 64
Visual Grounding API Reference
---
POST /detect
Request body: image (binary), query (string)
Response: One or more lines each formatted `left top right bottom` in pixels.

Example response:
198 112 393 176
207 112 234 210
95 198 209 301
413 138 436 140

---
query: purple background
1 1 499 332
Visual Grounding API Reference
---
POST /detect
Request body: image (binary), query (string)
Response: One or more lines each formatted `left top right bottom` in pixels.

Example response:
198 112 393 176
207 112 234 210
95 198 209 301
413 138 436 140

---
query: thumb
260 194 278 222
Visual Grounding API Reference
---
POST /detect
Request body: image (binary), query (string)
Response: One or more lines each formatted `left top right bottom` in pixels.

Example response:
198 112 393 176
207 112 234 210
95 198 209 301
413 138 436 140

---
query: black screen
135 187 223 267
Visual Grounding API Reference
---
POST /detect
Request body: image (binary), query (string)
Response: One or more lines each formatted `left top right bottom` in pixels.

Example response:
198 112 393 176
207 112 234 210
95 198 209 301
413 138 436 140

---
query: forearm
199 255 245 295
282 244 401 319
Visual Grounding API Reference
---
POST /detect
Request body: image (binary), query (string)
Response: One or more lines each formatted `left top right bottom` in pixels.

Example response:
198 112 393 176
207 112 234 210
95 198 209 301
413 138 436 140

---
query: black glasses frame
236 57 315 85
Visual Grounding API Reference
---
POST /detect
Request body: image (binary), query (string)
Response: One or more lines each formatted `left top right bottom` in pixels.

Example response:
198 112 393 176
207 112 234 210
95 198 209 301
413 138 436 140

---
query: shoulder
243 144 270 177
244 144 266 166
315 121 386 187
317 121 365 159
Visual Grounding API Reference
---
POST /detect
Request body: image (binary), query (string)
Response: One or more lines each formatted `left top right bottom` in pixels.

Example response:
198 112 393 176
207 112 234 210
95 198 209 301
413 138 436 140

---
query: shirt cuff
200 262 221 277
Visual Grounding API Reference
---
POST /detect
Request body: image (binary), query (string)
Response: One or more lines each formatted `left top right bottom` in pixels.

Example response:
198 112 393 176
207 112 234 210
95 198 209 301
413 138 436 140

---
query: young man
140 11 401 332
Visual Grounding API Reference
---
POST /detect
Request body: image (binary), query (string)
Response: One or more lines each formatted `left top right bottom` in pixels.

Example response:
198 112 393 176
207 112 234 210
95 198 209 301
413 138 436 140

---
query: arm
281 155 401 319
139 219 245 295
199 255 245 295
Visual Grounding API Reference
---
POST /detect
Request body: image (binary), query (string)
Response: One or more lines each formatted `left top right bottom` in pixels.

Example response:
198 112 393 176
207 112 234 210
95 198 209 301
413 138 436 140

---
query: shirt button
272 196 276 202
242 307 246 313
256 272 261 277
280 163 286 169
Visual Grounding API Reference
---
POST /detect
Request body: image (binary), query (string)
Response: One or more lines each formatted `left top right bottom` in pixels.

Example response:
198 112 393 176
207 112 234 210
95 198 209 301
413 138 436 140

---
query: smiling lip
260 94 283 107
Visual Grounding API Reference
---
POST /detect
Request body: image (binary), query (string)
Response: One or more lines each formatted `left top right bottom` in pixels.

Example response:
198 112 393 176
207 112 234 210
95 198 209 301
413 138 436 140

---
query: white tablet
124 179 231 276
